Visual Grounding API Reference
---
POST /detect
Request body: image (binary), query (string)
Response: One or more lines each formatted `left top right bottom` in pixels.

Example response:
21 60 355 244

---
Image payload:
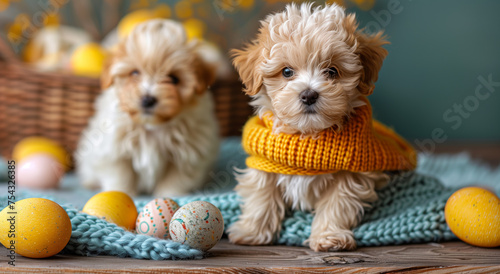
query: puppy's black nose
141 95 157 108
299 90 319 105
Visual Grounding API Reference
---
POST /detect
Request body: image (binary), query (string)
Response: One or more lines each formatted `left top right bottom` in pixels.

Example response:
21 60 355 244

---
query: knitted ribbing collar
242 99 417 175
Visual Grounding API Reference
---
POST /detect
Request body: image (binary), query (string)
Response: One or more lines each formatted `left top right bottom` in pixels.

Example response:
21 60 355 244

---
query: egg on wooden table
136 198 179 239
0 198 72 258
169 201 224 251
82 191 138 230
445 187 500 247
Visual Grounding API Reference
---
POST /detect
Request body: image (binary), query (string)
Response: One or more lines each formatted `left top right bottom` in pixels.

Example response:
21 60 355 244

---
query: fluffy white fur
228 3 390 251
75 20 219 197
76 90 218 196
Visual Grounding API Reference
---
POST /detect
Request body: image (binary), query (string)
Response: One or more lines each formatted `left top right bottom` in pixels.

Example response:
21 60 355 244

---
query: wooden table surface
1 143 499 273
0 240 499 273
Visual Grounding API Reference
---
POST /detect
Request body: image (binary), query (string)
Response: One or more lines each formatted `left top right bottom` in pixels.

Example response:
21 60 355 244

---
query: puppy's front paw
227 220 274 246
308 230 356 251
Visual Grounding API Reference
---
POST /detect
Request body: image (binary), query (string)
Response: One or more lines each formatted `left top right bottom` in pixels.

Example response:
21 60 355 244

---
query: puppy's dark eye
168 74 179 84
130 69 140 77
282 67 294 78
326 67 338 79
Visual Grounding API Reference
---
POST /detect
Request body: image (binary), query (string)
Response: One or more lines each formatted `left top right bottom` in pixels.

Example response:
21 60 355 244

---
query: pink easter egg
17 154 64 189
136 198 179 239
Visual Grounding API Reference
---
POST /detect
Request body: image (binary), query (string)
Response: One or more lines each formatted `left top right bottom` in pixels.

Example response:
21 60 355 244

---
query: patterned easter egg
169 201 224 251
136 198 179 239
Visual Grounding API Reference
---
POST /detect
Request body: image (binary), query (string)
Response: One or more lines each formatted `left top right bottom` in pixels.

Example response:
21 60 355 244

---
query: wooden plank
0 240 499 273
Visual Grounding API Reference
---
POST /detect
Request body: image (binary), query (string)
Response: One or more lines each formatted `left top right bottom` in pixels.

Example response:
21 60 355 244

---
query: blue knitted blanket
0 138 499 260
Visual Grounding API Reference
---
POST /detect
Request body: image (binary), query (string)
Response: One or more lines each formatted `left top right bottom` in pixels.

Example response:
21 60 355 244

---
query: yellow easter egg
445 187 500 247
118 9 163 38
0 198 72 258
13 137 70 170
71 43 107 78
83 191 137 230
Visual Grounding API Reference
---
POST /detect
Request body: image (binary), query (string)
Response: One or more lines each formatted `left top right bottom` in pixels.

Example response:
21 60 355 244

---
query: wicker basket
0 39 252 163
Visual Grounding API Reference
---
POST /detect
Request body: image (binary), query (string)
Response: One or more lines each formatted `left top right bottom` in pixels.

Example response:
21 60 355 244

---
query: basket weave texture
0 39 252 161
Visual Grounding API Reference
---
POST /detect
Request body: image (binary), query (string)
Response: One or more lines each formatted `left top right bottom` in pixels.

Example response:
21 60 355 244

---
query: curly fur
228 3 390 251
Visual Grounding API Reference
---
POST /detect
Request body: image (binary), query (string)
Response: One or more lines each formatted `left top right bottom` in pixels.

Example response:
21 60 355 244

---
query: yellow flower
351 0 375 10
44 14 60 26
118 9 165 38
7 23 23 44
175 0 193 19
22 40 37 63
240 0 254 10
153 3 171 18
0 0 10 12
183 18 205 40
129 0 157 11
7 14 31 44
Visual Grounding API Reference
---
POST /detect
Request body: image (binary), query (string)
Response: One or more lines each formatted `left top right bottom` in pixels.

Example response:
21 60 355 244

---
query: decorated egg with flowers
136 198 179 239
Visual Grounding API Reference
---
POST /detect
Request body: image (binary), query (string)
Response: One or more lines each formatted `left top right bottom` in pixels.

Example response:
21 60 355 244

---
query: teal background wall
349 0 500 142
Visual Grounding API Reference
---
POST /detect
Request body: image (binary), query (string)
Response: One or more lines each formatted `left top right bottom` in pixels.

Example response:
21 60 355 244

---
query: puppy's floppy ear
190 42 218 94
231 41 264 96
100 55 114 90
192 55 217 95
100 44 124 90
355 31 389 95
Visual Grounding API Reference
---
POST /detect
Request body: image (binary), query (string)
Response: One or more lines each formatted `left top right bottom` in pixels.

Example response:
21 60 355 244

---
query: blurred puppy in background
76 19 220 197
228 3 416 251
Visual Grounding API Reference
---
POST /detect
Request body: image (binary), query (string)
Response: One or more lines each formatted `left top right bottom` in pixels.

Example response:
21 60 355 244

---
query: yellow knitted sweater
242 99 417 175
